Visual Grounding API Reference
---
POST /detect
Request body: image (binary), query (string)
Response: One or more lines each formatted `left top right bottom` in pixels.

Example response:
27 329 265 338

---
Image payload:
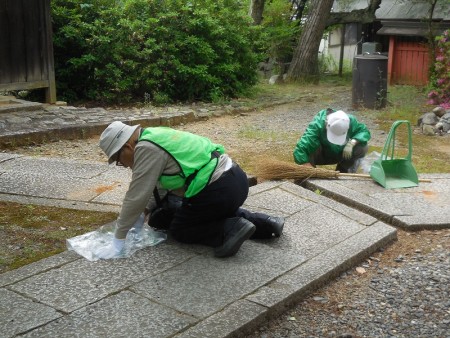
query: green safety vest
138 127 225 198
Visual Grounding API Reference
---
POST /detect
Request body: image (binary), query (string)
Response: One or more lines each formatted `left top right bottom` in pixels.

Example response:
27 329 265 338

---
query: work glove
343 140 355 160
94 237 125 259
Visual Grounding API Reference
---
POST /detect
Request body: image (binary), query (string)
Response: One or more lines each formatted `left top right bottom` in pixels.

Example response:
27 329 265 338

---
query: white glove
343 140 355 160
94 237 125 259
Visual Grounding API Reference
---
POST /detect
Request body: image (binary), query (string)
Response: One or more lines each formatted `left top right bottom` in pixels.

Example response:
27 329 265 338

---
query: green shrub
427 29 450 109
51 0 260 103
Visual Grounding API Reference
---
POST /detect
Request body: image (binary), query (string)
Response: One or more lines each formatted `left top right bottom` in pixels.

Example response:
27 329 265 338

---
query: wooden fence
0 0 56 103
388 37 429 86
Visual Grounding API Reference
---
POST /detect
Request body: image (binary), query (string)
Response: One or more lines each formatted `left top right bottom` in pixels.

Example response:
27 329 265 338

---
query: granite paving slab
0 194 121 213
0 153 22 163
8 244 195 313
0 156 130 206
1 180 397 338
281 182 377 226
130 241 305 318
20 291 196 338
0 289 61 337
246 222 396 310
174 299 267 338
0 251 80 288
302 174 450 230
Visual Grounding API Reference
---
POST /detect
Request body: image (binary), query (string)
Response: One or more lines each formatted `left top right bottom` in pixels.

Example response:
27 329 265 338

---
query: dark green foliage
51 0 260 103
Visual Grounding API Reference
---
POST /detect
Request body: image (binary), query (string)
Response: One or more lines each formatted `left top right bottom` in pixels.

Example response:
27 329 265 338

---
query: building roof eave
377 20 450 37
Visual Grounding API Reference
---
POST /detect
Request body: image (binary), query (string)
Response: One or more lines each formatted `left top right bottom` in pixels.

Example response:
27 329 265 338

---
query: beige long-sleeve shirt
115 139 231 239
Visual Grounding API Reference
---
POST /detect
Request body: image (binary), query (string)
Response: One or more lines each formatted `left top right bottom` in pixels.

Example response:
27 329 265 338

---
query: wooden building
327 0 450 86
0 0 56 103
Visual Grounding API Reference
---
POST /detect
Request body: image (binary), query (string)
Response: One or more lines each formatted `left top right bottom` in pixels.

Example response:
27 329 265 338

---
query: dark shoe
266 216 285 237
214 218 256 258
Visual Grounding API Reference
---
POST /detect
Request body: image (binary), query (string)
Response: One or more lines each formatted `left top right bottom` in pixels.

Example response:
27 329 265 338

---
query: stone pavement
0 101 448 338
302 174 450 230
0 95 297 149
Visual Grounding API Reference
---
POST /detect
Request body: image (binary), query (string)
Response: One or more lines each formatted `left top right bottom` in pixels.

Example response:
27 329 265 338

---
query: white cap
326 110 350 145
99 121 139 164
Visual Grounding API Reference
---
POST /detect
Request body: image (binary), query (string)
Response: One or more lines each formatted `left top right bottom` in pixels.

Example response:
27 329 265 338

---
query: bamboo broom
254 158 431 182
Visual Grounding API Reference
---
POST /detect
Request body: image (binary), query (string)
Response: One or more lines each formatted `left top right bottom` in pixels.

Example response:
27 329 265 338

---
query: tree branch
326 0 382 27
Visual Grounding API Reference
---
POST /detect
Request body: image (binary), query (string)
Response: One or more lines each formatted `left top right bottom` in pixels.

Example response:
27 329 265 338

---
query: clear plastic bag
66 214 167 261
360 151 381 174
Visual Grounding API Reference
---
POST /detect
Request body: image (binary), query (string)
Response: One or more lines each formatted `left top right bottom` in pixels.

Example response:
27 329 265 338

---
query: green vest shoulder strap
138 127 225 197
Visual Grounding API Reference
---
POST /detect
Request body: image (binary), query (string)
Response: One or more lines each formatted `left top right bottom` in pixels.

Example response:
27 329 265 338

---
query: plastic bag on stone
360 151 381 174
66 216 167 261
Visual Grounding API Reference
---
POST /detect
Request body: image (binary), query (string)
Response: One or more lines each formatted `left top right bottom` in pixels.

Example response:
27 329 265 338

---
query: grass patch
238 127 297 143
232 126 299 173
360 85 429 130
246 75 352 103
0 202 117 272
358 85 449 174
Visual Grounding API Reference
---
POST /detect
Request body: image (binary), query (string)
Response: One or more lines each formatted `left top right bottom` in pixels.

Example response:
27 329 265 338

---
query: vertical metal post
338 24 346 77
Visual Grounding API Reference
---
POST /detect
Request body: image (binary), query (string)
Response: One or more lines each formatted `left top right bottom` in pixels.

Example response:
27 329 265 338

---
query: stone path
0 155 396 337
1 97 448 338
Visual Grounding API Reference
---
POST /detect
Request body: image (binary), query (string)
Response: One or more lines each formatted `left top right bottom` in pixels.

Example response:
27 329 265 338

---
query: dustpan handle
380 120 412 161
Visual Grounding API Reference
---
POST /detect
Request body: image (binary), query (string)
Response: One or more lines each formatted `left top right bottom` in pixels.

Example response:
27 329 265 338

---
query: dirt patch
426 135 450 156
94 182 121 194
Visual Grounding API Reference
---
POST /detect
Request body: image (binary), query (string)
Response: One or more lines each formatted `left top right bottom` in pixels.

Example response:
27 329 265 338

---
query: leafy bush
427 29 450 109
51 0 260 103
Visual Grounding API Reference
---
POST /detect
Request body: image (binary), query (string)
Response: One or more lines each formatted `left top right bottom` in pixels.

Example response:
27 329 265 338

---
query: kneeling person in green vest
97 121 284 259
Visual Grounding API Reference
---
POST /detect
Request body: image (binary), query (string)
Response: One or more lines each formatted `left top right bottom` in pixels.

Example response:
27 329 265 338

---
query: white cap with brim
99 121 140 164
326 110 350 145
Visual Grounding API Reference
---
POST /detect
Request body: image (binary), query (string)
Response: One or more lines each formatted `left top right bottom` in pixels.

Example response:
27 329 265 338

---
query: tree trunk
287 0 334 83
426 0 439 79
249 0 265 25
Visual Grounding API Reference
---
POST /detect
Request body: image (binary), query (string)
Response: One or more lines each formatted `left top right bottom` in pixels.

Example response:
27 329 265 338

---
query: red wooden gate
387 36 429 86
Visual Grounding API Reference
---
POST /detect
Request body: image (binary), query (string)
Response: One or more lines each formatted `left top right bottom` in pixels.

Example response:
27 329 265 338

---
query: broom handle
337 173 432 183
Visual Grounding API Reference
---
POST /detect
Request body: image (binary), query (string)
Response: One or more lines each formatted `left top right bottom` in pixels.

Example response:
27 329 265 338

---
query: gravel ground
11 89 450 338
246 229 450 338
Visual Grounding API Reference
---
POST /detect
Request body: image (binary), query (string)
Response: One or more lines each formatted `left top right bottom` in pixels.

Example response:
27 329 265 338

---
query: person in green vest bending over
97 121 284 259
293 109 371 173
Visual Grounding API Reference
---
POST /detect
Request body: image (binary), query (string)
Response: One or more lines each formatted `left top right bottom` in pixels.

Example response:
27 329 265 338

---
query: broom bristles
254 158 339 180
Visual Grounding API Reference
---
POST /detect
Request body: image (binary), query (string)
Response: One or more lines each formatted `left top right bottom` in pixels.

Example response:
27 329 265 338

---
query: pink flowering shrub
427 30 450 109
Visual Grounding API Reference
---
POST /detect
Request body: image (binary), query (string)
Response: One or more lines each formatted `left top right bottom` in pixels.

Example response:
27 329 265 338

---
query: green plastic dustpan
370 120 419 189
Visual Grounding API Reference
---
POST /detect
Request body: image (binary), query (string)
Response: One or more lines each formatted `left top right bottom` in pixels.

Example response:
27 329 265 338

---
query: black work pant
309 144 368 173
169 163 272 247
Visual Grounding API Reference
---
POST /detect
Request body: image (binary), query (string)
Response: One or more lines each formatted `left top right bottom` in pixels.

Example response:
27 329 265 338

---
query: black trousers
309 144 368 173
169 163 272 247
